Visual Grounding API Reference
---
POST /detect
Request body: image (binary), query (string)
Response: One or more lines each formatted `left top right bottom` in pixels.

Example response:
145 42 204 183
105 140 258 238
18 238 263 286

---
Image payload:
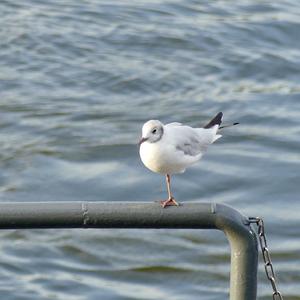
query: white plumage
140 122 221 174
138 112 227 207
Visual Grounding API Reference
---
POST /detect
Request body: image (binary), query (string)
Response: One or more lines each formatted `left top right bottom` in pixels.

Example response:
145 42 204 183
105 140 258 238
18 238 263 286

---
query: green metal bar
0 202 258 299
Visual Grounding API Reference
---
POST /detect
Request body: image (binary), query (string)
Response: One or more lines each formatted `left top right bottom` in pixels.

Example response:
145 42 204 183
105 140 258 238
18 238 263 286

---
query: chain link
249 217 283 300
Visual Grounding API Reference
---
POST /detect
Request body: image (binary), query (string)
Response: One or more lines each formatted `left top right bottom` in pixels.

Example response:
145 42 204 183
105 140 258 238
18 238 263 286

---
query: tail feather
213 134 222 142
203 112 223 129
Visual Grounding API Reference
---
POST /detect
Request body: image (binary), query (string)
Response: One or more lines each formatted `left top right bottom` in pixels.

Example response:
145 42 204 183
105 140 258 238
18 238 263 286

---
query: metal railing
0 201 258 299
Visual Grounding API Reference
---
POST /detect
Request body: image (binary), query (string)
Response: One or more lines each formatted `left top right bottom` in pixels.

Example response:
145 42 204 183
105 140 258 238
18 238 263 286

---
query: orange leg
160 174 179 208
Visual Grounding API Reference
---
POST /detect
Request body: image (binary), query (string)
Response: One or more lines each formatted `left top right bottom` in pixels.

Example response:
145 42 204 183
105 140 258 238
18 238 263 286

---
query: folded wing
165 124 221 157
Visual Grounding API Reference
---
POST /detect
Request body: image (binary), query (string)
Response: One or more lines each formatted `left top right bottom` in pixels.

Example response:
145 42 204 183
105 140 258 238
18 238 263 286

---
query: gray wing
175 136 205 156
170 126 214 156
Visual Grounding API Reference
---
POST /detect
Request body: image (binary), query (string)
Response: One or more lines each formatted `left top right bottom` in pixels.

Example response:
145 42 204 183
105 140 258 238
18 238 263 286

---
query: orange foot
160 198 180 208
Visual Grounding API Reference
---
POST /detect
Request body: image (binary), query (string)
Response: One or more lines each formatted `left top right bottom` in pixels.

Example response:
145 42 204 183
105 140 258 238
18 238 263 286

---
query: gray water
0 0 299 299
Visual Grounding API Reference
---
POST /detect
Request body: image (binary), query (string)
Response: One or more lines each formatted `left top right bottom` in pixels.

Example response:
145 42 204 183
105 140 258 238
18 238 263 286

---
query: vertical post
214 204 258 300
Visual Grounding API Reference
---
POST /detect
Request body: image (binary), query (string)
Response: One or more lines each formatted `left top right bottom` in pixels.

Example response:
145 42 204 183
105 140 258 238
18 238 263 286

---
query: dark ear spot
152 129 157 134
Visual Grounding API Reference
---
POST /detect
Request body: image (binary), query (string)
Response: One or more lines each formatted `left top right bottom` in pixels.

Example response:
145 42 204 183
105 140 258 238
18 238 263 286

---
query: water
0 0 299 299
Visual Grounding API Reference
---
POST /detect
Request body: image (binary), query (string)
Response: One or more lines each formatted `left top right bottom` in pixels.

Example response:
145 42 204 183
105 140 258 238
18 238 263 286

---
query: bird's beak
138 137 148 146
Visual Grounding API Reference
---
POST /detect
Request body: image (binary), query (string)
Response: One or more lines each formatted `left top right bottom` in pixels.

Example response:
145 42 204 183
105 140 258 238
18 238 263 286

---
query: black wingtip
219 122 239 129
203 112 223 129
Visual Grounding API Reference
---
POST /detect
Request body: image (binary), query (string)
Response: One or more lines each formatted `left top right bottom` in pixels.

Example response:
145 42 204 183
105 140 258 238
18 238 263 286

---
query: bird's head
139 120 164 145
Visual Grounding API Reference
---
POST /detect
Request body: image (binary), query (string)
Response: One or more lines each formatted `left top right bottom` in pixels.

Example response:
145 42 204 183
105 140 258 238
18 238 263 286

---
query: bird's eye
152 129 157 134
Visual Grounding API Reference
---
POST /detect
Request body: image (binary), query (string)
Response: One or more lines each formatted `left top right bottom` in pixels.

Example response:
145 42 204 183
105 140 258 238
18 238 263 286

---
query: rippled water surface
0 0 300 299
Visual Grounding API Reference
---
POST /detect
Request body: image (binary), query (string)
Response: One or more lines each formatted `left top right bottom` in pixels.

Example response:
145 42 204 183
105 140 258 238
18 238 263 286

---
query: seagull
139 112 238 208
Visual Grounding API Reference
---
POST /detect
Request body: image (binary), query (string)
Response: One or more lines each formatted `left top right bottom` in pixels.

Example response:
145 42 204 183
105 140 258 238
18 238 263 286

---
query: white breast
139 140 199 175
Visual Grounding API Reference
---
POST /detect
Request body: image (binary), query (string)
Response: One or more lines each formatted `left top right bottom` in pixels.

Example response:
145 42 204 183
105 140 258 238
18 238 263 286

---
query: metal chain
249 217 283 300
